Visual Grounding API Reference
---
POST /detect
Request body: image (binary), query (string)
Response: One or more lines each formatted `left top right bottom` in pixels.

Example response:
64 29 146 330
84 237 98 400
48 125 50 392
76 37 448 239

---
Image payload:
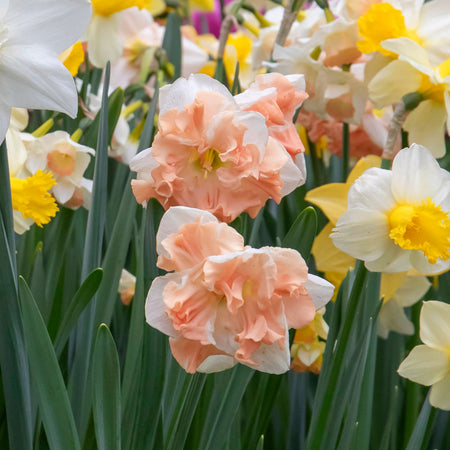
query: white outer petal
159 74 233 116
368 60 422 109
245 334 290 374
0 45 78 117
391 144 444 203
403 101 447 158
6 0 91 54
145 275 178 337
398 344 448 385
430 375 450 411
197 355 237 373
381 38 431 68
419 301 450 350
304 274 334 310
347 167 395 212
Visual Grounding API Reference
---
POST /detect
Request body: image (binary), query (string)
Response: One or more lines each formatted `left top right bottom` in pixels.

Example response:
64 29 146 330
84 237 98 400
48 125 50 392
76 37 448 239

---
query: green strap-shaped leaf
54 268 103 356
0 143 33 449
281 206 318 259
92 324 121 450
162 12 182 80
18 276 80 450
405 392 436 450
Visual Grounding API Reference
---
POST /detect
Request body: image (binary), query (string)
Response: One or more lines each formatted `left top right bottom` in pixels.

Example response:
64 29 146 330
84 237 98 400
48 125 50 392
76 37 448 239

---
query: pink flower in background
146 207 334 374
235 73 309 162
130 74 305 222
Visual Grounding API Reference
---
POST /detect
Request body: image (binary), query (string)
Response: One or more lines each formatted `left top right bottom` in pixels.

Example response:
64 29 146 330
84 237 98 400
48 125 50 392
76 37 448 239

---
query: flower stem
342 122 350 181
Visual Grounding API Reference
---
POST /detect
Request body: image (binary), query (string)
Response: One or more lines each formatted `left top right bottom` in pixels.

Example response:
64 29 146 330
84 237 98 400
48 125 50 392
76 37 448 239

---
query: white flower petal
0 102 12 147
156 206 218 257
430 375 450 411
331 208 389 262
381 38 431 68
159 74 233 116
391 144 444 203
238 111 268 161
420 301 450 349
347 167 395 212
246 336 290 374
145 275 177 337
368 59 422 109
280 148 306 196
409 251 450 275
403 101 447 158
365 241 412 273
398 345 448 385
0 45 78 117
6 0 91 54
378 298 414 339
196 355 237 373
304 274 334 310
418 0 450 66
394 276 431 307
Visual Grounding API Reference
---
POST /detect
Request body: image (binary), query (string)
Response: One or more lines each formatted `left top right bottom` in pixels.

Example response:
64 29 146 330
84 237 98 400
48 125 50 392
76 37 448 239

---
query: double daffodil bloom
369 38 450 157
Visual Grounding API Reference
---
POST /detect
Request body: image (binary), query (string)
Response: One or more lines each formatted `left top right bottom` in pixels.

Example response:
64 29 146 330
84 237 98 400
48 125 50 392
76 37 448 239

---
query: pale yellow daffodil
369 38 450 157
398 301 450 410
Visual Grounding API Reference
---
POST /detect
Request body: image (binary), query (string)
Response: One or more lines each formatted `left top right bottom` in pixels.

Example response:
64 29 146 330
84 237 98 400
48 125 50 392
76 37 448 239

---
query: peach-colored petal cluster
130 74 305 223
146 207 334 374
235 73 309 161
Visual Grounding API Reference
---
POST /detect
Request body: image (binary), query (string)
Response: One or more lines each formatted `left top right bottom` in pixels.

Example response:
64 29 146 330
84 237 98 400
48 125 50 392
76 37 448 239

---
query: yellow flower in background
190 0 214 12
59 42 85 77
11 170 58 231
398 301 450 410
291 308 328 374
91 0 147 17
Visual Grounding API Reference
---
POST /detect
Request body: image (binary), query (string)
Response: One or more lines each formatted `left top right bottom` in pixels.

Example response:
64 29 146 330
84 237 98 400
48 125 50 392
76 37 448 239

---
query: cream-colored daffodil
86 1 149 67
356 0 450 66
398 301 450 410
0 0 91 143
331 144 450 275
369 38 450 157
306 155 431 337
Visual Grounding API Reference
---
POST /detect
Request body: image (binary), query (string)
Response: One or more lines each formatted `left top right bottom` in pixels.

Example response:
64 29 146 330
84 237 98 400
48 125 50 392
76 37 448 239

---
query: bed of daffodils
0 0 449 449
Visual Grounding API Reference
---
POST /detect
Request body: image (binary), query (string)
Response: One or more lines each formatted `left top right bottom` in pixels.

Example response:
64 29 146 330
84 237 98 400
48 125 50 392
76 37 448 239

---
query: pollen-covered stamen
388 197 450 264
192 148 225 177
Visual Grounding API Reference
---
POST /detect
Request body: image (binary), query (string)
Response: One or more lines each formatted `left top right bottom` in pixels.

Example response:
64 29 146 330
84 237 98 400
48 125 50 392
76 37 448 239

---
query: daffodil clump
1 1 450 450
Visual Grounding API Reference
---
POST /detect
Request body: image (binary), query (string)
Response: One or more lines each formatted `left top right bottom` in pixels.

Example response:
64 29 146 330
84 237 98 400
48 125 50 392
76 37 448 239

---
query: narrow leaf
19 276 80 450
92 324 121 450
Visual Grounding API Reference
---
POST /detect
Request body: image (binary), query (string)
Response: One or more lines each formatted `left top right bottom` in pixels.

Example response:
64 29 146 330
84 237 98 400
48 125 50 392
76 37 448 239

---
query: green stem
342 122 350 181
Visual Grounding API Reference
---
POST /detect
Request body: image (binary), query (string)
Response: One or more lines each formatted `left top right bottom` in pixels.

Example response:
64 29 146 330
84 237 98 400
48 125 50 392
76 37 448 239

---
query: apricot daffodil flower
146 206 334 374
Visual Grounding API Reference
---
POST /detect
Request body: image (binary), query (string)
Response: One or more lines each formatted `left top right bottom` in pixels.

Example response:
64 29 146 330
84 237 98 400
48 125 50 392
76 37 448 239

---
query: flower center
10 170 58 227
387 198 450 264
47 143 76 177
192 148 224 177
91 0 146 17
357 3 423 57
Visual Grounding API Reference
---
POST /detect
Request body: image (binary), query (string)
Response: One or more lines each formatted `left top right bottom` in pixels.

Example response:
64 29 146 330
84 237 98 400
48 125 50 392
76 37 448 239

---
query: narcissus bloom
0 0 91 143
331 144 450 274
130 74 305 223
398 301 450 410
369 38 450 157
146 207 334 374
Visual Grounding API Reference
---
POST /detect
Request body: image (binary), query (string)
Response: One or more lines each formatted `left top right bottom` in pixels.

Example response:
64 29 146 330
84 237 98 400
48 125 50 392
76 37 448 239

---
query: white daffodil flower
331 144 450 275
398 301 450 411
0 0 91 143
